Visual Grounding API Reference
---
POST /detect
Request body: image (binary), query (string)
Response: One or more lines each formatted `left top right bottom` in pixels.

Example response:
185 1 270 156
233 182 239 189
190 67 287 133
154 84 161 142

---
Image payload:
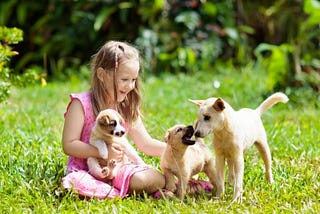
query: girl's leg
128 168 165 194
62 170 120 199
128 167 213 197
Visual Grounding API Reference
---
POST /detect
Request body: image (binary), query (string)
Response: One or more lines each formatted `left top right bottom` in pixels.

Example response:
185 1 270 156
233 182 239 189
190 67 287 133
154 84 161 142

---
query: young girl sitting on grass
61 40 212 199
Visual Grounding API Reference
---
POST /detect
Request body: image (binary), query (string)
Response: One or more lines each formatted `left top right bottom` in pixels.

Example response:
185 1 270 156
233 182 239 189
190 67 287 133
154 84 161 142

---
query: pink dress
61 92 151 199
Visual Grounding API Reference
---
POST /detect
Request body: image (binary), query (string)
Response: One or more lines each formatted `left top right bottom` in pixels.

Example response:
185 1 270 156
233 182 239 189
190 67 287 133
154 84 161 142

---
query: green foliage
254 43 293 91
0 1 140 80
0 26 42 103
295 0 320 90
0 0 319 91
251 0 320 91
304 0 320 27
136 0 246 74
1 26 22 102
0 69 319 212
0 1 249 77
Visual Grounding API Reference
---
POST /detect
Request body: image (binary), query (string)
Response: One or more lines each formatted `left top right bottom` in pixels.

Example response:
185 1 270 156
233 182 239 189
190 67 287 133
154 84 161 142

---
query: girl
61 40 212 199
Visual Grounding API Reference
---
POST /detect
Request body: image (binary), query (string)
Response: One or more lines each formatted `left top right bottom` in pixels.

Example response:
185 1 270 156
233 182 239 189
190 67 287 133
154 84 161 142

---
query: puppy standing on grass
189 92 289 203
87 109 145 181
160 124 216 200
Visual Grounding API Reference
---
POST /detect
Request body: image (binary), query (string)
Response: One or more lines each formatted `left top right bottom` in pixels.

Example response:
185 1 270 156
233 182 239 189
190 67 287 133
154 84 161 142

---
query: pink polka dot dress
61 92 150 199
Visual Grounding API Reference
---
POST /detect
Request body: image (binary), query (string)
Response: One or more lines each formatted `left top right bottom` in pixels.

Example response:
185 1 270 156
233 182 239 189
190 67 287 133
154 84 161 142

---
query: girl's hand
107 143 124 162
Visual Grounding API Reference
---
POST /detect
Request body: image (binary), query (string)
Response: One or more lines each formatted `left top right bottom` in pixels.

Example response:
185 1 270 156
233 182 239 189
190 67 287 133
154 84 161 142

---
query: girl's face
115 59 139 102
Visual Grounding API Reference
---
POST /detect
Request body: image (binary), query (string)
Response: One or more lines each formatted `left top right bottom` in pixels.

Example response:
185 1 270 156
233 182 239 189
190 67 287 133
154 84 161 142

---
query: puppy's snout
114 130 125 137
186 125 194 135
187 125 194 131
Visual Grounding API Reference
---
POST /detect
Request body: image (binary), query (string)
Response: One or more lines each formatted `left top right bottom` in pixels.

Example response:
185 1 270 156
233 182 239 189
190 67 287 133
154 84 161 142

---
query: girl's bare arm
128 116 165 157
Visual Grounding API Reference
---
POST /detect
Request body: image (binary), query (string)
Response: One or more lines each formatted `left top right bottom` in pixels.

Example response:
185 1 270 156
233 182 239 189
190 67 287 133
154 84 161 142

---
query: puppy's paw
177 190 186 200
216 189 224 198
108 159 117 168
101 167 110 178
231 194 243 204
165 183 177 193
231 189 243 204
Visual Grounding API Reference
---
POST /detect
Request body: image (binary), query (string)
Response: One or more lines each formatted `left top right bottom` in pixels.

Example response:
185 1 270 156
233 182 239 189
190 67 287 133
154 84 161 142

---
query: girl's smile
116 60 139 102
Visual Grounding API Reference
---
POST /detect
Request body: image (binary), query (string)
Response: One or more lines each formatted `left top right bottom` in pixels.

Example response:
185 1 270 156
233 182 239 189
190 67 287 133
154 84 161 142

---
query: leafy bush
249 0 320 91
136 0 247 74
0 26 23 102
0 1 252 77
0 0 319 91
254 43 293 91
0 26 43 103
0 1 141 80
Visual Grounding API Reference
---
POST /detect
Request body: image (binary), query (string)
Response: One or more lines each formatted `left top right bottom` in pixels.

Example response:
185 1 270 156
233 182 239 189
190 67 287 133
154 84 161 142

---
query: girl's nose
128 81 135 90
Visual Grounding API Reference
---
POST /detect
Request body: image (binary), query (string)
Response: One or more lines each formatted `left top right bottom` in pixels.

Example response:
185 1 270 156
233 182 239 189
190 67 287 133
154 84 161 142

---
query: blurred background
1 0 319 102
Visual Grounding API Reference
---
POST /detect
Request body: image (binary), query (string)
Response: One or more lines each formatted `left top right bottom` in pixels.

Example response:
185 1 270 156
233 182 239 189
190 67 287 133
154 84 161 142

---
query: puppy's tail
256 92 289 116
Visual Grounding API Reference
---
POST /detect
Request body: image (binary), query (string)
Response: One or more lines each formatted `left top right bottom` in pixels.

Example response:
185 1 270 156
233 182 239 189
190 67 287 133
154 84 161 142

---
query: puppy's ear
99 115 110 126
213 98 225 112
188 99 204 106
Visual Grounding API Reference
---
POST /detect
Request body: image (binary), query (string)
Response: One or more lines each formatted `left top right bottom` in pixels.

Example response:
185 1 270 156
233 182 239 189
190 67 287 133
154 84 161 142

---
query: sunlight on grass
0 68 319 212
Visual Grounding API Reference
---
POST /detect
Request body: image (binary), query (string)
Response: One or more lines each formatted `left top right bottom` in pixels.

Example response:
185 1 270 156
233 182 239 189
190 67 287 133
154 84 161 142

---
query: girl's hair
90 41 142 124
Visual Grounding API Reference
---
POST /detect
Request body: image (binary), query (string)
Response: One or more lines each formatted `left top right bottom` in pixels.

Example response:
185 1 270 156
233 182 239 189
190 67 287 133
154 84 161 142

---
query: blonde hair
90 41 142 124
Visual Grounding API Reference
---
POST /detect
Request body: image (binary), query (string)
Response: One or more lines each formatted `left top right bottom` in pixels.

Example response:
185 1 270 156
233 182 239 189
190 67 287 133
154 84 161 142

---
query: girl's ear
97 67 106 82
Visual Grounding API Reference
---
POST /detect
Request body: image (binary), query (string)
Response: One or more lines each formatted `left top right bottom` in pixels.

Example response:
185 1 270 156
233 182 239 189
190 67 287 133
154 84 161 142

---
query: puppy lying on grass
189 92 289 203
87 109 145 181
160 124 216 200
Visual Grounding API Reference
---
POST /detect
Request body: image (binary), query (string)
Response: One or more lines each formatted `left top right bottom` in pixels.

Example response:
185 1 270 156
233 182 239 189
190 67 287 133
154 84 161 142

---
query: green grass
0 67 319 213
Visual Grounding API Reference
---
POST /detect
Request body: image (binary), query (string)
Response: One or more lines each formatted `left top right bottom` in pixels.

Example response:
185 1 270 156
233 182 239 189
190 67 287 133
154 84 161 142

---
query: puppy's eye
204 115 211 121
176 128 182 133
109 120 117 127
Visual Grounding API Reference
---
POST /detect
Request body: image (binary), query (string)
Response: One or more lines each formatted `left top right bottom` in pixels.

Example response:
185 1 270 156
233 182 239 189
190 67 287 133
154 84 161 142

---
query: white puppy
87 109 145 181
189 92 288 203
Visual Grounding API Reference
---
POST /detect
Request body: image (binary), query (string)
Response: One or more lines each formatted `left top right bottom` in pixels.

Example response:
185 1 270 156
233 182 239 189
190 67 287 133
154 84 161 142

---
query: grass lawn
0 67 319 213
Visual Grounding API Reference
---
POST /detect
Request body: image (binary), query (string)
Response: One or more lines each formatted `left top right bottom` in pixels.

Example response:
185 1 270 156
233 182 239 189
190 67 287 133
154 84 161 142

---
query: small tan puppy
87 109 145 181
189 92 288 203
160 124 216 200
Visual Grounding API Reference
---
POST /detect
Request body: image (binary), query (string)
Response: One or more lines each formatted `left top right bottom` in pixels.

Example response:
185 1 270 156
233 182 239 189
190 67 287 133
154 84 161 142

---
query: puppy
87 109 145 181
160 124 216 200
189 92 288 203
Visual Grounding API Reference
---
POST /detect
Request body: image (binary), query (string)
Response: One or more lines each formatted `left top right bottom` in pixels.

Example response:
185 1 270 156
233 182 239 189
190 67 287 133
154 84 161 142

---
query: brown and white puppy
189 92 288 203
160 124 216 200
87 109 145 181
